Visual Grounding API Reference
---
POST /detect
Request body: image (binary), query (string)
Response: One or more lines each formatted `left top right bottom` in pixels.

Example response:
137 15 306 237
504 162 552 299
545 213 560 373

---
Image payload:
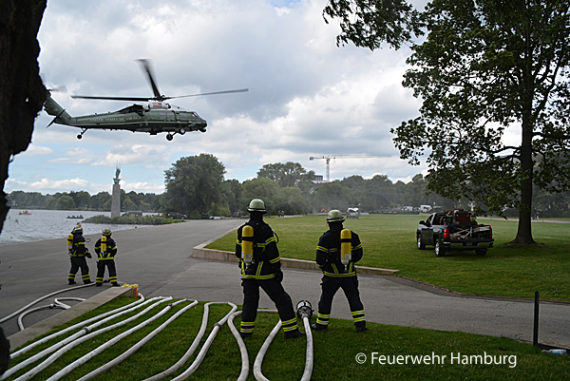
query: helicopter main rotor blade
137 59 164 100
71 95 151 101
167 88 249 100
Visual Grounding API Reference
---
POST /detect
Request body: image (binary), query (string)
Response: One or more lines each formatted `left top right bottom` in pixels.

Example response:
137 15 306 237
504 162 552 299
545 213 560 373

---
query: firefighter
94 229 119 287
235 199 303 339
312 210 367 332
67 224 92 285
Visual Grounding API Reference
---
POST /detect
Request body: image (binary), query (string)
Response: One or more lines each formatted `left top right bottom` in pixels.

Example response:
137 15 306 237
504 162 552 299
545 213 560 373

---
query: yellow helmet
247 198 267 213
327 209 345 223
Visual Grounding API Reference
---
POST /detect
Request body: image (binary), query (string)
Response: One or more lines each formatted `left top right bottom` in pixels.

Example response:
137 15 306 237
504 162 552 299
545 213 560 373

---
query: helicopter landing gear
77 128 88 139
166 133 174 141
178 128 185 135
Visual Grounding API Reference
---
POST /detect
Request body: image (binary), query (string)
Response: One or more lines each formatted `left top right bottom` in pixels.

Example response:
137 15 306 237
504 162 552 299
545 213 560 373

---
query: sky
7 0 435 195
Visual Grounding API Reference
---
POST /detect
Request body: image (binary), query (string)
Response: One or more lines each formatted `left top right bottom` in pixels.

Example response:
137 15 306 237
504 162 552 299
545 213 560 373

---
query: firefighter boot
284 329 305 339
355 322 368 332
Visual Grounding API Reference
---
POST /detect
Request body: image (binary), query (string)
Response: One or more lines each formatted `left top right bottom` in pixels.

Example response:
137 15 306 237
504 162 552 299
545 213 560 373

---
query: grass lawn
207 215 570 301
7 298 569 381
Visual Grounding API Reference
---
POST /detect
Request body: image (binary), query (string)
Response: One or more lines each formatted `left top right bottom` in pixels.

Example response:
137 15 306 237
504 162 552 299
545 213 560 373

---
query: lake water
0 209 140 245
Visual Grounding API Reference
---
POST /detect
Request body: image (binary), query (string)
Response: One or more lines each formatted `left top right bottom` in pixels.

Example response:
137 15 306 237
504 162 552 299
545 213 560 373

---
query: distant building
312 175 324 184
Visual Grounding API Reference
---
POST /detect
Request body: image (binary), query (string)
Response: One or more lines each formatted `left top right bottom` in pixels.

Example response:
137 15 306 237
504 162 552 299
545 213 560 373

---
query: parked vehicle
416 209 493 257
347 207 360 218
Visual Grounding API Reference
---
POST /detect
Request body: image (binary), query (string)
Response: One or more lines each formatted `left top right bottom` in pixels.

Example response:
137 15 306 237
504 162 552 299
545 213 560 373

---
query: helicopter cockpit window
118 104 145 116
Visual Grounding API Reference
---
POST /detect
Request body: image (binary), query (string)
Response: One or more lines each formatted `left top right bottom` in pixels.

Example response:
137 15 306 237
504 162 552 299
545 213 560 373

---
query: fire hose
4 292 315 380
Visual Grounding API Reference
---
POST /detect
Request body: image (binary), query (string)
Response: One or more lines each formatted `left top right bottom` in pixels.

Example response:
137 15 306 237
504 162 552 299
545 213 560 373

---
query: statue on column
114 168 121 185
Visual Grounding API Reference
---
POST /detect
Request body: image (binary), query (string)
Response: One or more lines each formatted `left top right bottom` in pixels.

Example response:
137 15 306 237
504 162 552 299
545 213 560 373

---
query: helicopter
44 59 248 141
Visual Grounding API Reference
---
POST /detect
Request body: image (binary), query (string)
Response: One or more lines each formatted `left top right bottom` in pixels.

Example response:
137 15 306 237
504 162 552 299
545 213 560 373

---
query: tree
257 162 309 188
324 0 570 244
312 181 352 211
222 179 243 216
55 195 75 210
274 187 308 215
163 154 226 217
241 178 280 214
0 0 47 234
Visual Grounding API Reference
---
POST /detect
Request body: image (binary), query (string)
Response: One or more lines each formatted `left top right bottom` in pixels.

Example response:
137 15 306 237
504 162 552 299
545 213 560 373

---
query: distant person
94 229 119 287
235 199 303 339
312 210 367 332
67 224 92 285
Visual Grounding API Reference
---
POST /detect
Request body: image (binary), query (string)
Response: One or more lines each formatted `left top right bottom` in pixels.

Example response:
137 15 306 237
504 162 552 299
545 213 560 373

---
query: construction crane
309 155 384 182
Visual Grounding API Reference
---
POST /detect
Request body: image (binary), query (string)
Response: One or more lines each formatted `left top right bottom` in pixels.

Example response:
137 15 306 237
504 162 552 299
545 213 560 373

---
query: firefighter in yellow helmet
67 224 92 285
94 228 119 286
312 210 367 332
235 199 303 339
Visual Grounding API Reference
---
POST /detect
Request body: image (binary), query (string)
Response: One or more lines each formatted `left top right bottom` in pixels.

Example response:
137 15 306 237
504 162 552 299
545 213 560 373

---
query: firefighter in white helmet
235 199 303 339
94 228 119 286
312 210 367 332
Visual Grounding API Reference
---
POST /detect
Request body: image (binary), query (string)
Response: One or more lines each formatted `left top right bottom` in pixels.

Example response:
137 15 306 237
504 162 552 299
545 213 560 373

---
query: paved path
1 219 569 349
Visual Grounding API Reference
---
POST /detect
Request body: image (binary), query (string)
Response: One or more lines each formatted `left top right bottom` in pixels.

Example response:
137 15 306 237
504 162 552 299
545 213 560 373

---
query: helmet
247 198 267 213
326 209 345 223
102 228 111 236
72 225 83 234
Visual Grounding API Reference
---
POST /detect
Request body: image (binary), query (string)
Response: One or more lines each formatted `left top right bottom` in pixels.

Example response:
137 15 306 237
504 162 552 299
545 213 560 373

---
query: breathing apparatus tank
242 225 254 267
101 235 107 255
67 233 74 253
340 228 352 270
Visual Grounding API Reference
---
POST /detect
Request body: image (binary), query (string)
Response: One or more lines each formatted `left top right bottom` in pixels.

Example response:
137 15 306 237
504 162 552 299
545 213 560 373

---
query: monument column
111 168 121 218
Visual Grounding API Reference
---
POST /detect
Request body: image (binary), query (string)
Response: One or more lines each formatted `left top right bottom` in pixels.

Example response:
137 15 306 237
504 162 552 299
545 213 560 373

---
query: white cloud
25 145 54 155
92 144 169 167
29 178 90 191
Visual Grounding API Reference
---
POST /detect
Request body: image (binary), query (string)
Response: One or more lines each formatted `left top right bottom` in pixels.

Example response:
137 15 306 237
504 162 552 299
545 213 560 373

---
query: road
1 219 569 349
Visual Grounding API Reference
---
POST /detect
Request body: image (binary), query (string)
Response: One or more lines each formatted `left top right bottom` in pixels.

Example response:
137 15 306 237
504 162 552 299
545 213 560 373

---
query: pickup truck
416 209 493 256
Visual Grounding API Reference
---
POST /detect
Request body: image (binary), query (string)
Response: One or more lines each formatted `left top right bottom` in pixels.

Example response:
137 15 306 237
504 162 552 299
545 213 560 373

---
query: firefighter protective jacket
94 236 117 261
316 227 363 277
68 233 89 257
235 219 281 280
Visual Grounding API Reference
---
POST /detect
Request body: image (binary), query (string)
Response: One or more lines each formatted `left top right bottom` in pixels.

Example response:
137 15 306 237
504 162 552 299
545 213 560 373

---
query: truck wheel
417 234 425 250
476 248 487 256
434 239 445 257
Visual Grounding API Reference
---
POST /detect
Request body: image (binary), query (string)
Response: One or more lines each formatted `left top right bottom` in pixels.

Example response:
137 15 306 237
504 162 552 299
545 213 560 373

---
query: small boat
66 215 84 219
18 210 32 215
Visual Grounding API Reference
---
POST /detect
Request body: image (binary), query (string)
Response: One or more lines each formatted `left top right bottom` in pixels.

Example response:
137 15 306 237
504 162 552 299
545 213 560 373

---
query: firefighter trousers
68 257 90 283
317 275 365 327
240 278 298 334
96 260 117 284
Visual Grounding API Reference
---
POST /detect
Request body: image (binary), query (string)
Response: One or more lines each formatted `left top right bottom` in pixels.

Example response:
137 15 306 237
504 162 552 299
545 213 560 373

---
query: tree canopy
324 0 570 243
257 162 316 187
163 154 226 217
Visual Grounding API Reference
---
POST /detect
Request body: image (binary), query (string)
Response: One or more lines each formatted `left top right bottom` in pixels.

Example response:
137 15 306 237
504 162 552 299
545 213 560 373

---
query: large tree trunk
0 0 47 234
512 99 535 244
